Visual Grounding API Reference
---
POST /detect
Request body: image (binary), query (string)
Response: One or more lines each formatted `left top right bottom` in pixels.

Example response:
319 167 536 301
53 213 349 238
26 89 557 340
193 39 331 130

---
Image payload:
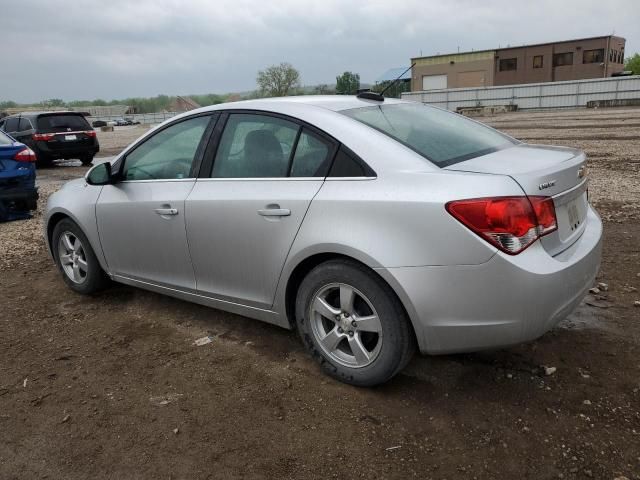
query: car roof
6 111 85 118
202 95 409 113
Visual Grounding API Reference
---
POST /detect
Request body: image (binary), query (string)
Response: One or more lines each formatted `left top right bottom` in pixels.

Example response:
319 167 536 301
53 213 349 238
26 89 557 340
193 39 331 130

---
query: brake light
33 133 55 141
13 147 37 163
84 130 97 138
446 196 557 255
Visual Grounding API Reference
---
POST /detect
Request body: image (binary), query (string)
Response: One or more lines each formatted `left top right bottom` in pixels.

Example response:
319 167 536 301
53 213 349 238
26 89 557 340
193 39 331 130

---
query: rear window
37 114 90 133
0 130 13 145
341 103 517 167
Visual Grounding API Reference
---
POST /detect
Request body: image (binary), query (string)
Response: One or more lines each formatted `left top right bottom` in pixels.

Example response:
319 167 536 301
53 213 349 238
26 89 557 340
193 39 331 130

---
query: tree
625 53 640 75
335 72 360 95
256 63 301 97
313 84 334 95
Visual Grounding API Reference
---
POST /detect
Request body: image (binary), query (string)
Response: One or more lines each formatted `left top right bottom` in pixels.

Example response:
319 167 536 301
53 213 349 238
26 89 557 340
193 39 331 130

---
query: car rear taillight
84 130 97 137
32 133 55 141
13 147 37 163
446 196 558 255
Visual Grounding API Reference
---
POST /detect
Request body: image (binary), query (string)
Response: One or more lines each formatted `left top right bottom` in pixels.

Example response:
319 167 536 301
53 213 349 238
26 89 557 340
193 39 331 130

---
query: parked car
0 129 37 220
92 120 107 128
113 118 133 126
44 96 602 386
0 112 99 167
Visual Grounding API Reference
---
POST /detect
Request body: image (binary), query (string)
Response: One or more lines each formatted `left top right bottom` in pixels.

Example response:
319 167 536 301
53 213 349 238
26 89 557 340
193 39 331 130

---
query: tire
80 154 94 166
295 259 415 387
36 154 53 168
52 218 110 294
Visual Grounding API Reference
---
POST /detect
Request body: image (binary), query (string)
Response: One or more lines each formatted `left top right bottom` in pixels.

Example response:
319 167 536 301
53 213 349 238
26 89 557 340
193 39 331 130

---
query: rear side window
290 129 333 177
18 118 32 131
328 147 368 177
37 114 90 133
341 103 516 168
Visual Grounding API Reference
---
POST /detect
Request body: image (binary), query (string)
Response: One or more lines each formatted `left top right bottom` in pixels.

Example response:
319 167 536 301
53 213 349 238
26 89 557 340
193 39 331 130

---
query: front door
186 112 337 307
96 114 213 290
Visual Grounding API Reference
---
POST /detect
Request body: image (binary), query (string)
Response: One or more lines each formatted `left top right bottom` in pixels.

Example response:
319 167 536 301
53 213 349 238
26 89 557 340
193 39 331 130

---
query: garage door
422 74 447 90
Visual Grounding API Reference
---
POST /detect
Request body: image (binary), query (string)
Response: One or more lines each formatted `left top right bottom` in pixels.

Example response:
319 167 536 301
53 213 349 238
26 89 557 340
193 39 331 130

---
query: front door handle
258 207 291 217
154 207 179 216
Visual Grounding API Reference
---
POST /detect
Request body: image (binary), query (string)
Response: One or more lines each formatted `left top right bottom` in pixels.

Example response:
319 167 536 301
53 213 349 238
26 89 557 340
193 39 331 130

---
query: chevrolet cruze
44 96 602 386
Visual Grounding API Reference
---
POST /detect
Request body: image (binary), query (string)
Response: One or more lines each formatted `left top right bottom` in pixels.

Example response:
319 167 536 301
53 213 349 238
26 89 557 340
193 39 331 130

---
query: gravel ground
1 107 639 479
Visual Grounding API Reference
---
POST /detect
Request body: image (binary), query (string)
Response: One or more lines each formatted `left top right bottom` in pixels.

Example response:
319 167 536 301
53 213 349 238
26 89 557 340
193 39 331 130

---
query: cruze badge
538 180 556 191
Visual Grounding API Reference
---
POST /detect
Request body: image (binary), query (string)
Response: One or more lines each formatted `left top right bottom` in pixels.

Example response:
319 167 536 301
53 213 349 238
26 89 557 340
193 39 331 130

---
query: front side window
553 52 574 67
583 49 604 64
499 58 517 71
122 115 210 181
4 117 19 132
212 114 299 178
341 103 517 168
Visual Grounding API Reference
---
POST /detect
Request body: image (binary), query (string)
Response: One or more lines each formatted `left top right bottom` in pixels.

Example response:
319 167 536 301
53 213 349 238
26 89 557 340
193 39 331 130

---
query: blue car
0 128 38 221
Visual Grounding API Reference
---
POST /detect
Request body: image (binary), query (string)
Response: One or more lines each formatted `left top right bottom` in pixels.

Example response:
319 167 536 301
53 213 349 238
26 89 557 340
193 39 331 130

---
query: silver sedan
44 96 602 386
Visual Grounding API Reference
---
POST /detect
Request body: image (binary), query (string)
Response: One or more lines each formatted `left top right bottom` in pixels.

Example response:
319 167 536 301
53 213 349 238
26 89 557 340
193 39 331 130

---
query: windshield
0 130 13 145
341 103 517 167
37 114 90 133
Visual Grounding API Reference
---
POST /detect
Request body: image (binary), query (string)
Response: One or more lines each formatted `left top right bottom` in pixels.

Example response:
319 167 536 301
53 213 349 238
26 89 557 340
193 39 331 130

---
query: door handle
258 207 291 217
154 207 179 216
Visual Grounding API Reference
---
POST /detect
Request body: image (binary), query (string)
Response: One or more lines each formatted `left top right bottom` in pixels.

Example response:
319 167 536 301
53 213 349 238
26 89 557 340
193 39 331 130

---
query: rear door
96 114 215 289
186 111 337 308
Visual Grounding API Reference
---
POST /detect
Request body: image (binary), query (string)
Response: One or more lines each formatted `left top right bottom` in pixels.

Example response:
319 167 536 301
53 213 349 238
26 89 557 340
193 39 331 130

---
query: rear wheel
52 219 110 294
295 259 415 387
80 154 94 166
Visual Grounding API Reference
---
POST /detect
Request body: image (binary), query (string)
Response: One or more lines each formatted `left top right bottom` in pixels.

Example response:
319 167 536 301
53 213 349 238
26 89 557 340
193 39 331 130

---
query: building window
499 58 517 71
553 52 573 67
533 55 543 68
583 49 604 64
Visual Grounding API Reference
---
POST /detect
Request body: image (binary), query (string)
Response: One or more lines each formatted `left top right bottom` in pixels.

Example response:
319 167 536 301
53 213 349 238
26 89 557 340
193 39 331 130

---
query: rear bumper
35 140 99 159
0 187 39 211
379 206 603 354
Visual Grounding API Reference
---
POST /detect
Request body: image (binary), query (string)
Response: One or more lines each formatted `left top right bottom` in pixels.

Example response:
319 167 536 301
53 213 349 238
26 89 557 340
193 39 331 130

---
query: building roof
376 67 412 83
411 35 625 61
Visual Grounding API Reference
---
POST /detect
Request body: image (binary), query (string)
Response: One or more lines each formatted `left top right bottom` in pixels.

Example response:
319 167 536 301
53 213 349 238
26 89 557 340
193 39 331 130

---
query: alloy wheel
57 231 88 284
309 283 383 368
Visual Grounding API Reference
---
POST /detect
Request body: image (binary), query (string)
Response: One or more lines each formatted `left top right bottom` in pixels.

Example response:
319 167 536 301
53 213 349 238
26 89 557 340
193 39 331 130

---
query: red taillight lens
13 147 37 163
32 133 55 141
84 130 97 138
446 196 557 255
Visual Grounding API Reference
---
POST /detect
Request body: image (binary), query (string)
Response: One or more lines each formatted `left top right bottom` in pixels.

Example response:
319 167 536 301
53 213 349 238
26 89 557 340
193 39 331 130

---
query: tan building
411 35 626 91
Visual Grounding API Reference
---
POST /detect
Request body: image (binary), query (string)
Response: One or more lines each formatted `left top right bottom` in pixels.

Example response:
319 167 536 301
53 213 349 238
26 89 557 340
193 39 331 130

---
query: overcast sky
2 0 638 103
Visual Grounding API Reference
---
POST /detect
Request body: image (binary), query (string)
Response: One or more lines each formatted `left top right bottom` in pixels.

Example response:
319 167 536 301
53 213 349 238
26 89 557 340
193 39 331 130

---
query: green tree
335 72 360 95
0 100 18 110
625 53 640 75
256 63 301 97
43 98 66 107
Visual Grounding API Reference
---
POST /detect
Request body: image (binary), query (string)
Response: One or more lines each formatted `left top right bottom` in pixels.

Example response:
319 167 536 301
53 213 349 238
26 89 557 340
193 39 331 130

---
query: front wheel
295 259 415 387
52 219 110 294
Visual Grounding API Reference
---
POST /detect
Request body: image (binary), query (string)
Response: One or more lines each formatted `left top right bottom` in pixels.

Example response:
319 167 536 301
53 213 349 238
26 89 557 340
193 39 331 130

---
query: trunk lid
445 144 589 256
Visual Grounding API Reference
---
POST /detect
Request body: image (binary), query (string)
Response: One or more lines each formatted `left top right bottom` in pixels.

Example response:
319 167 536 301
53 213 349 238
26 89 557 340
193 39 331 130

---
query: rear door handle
258 207 291 217
154 207 179 216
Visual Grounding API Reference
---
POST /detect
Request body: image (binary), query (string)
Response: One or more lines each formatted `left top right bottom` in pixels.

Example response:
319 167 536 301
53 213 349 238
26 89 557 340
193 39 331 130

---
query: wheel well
284 253 417 343
46 213 71 254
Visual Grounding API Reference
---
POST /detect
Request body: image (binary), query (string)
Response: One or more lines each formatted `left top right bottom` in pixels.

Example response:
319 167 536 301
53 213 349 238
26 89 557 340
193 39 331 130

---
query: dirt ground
1 107 639 480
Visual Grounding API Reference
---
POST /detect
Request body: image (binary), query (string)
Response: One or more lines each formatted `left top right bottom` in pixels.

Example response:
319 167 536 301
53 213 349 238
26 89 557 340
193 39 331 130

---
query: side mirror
85 162 115 186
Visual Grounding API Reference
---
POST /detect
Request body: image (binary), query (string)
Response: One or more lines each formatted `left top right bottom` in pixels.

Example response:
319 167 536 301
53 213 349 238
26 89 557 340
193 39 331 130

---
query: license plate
64 135 77 141
567 199 581 229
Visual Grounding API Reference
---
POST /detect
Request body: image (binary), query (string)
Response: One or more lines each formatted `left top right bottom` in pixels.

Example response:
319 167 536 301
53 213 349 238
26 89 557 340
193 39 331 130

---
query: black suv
0 112 99 167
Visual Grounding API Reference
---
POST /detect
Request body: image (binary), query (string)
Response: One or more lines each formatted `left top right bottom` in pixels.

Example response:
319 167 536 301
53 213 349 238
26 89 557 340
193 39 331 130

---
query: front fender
45 181 108 272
